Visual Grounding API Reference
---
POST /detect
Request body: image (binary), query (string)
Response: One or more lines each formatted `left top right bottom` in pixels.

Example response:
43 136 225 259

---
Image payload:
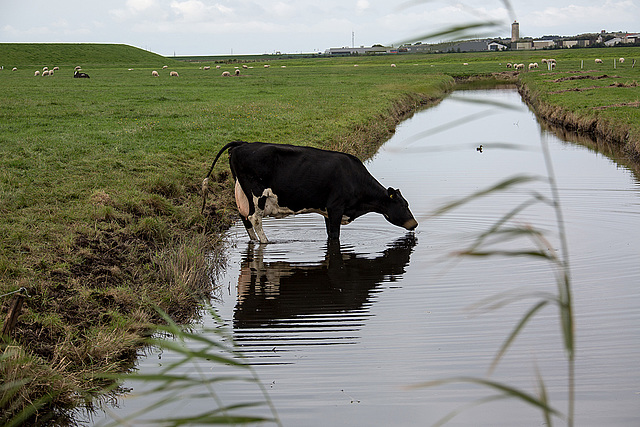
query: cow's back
229 142 375 212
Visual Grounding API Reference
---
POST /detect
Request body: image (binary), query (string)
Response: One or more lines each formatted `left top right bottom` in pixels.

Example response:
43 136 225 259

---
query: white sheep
48 70 54 76
43 66 48 71
463 63 469 66
264 64 270 68
391 63 396 68
162 65 168 69
619 57 625 63
235 69 240 76
42 70 50 76
203 66 211 70
506 62 512 68
242 64 248 69
152 70 159 77
216 65 221 69
34 70 40 76
53 66 59 71
221 71 231 77
595 58 603 64
12 67 17 71
170 71 179 77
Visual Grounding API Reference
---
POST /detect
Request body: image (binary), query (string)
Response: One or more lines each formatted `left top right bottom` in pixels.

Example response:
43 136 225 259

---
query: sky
1 0 638 56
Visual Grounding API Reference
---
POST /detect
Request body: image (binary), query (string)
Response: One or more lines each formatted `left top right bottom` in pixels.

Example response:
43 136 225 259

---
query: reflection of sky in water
96 89 640 427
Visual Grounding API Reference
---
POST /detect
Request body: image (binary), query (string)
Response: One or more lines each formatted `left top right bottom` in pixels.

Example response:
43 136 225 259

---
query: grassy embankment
1 43 639 423
0 43 454 422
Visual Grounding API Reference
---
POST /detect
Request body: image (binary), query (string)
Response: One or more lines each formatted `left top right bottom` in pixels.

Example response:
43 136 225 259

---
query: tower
511 21 520 42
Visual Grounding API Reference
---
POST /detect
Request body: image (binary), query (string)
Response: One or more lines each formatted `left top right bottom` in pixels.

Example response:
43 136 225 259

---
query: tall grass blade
429 175 543 218
410 377 564 418
488 300 549 374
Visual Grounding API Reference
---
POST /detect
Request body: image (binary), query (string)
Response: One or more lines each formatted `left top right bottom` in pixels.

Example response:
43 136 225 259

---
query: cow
74 70 90 78
201 141 418 243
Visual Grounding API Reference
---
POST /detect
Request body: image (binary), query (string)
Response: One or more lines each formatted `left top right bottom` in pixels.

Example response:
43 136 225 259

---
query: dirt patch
593 101 640 110
551 74 621 83
550 80 639 94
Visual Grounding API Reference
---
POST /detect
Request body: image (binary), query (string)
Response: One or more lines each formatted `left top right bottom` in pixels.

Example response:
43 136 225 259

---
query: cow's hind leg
249 194 269 243
248 212 268 243
241 217 259 241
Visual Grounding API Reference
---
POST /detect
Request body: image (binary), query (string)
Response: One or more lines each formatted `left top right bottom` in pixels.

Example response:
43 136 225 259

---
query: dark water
95 90 640 426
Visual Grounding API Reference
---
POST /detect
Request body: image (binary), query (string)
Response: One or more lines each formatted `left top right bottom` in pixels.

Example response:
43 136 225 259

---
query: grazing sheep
48 70 54 76
43 66 48 71
74 70 90 78
528 62 539 70
619 57 625 63
53 66 59 71
216 65 221 69
34 70 40 76
506 62 512 68
170 71 179 77
463 63 469 66
12 67 17 71
152 70 159 77
354 64 359 67
221 71 231 77
515 63 525 70
242 64 248 69
203 66 211 70
391 63 396 67
42 70 50 76
234 69 240 76
595 58 603 64
264 64 270 68
281 65 286 68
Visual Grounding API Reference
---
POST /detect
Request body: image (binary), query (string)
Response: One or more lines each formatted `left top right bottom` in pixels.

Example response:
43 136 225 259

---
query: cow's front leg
325 209 342 240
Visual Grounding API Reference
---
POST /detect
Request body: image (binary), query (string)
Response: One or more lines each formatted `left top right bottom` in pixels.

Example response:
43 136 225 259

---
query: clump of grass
98 308 281 427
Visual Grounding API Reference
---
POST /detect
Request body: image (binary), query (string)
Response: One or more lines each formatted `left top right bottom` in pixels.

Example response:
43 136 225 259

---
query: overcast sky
1 0 637 56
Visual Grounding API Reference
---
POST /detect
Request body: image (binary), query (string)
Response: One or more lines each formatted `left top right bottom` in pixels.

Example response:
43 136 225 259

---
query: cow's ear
387 187 396 199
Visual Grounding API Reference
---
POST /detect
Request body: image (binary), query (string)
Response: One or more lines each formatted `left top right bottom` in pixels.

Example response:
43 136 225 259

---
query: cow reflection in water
233 235 417 332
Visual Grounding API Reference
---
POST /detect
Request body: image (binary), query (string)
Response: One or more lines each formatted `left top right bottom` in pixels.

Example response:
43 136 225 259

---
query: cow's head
383 188 418 231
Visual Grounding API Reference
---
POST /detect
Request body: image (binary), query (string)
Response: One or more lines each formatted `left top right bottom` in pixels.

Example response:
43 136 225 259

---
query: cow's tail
201 141 246 214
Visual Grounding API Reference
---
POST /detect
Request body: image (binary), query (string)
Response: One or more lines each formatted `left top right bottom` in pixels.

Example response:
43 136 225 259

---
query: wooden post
2 292 25 339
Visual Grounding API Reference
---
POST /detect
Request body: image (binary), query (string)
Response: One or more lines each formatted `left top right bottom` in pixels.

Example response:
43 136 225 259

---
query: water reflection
232 235 417 360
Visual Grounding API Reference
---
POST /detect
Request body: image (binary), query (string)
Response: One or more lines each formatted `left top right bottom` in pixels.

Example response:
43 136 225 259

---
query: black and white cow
73 71 90 78
201 141 418 242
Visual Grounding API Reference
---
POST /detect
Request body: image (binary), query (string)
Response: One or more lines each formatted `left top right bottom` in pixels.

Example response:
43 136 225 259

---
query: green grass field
1 43 639 423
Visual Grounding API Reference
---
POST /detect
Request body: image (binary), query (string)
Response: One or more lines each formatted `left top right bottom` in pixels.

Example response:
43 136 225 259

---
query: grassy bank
0 43 454 423
2 43 639 423
515 47 640 160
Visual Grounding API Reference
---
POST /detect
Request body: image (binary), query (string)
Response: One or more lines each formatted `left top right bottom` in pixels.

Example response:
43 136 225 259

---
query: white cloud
356 0 371 14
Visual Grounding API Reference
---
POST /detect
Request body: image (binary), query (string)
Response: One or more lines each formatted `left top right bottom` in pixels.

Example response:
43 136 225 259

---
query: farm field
1 43 639 423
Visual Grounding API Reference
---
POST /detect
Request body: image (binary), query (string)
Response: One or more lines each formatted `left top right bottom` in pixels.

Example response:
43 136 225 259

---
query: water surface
96 89 640 426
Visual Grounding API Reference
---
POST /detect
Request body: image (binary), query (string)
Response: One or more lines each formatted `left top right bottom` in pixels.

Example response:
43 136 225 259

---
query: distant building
532 40 555 49
514 40 533 50
324 46 388 55
488 41 508 51
511 21 520 42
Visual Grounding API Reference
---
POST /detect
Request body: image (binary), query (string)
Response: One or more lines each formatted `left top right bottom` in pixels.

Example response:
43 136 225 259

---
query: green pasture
1 43 639 422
